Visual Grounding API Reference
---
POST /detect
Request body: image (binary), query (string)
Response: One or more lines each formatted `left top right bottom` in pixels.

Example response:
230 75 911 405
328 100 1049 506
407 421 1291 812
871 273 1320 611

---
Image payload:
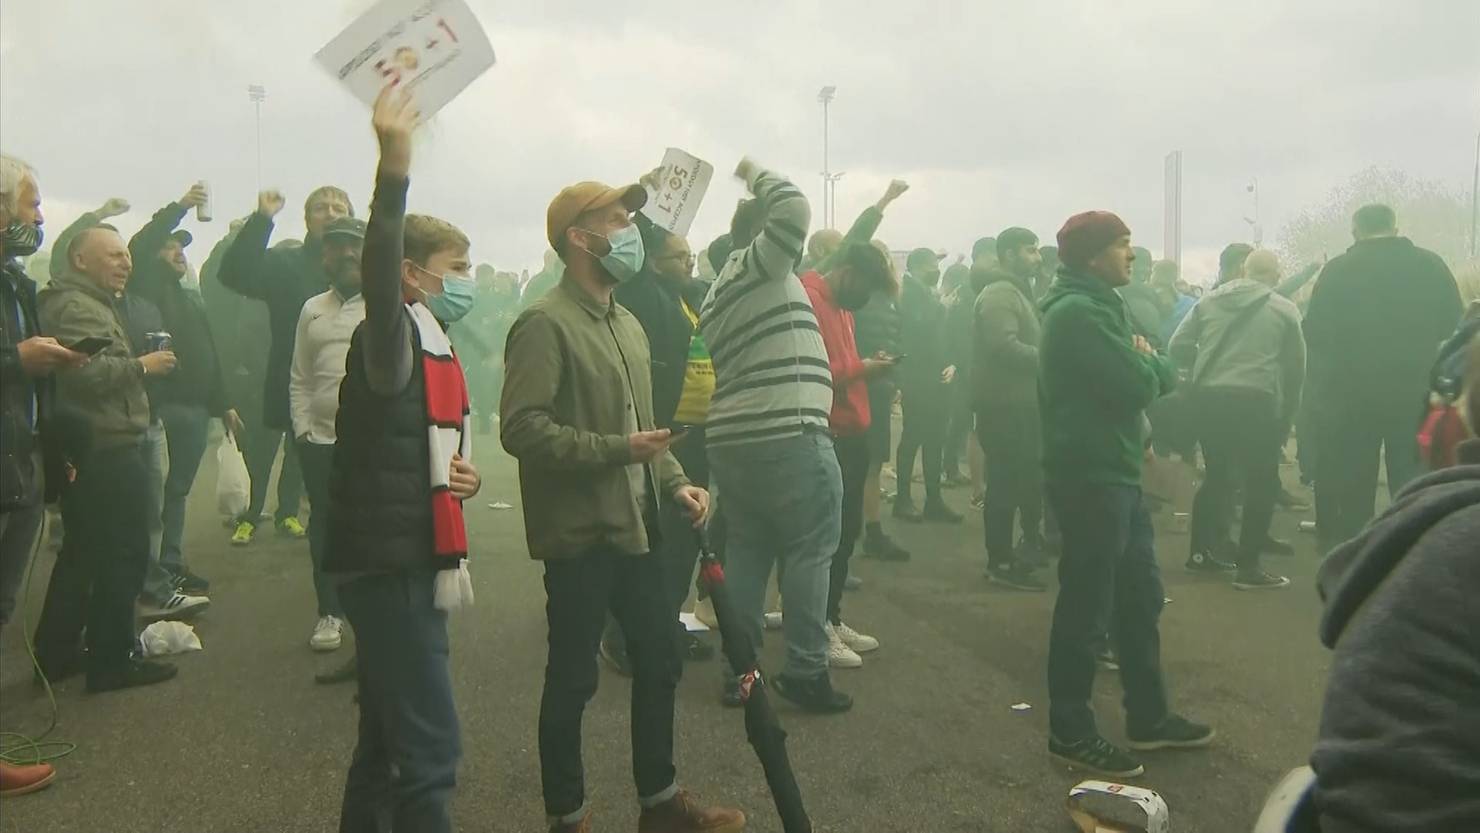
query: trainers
1186 550 1237 573
987 562 1047 592
638 788 746 833
1126 713 1216 751
835 621 879 653
1261 536 1296 556
843 574 863 591
862 531 911 561
773 672 853 714
922 498 963 524
548 812 592 833
825 623 863 668
1233 570 1291 591
892 496 923 523
1049 735 1145 778
139 591 210 622
230 520 256 546
310 615 344 651
763 611 784 631
942 470 971 488
720 676 743 708
86 658 178 693
175 569 209 594
0 761 56 797
1095 645 1120 671
600 637 633 677
969 492 986 511
277 517 308 538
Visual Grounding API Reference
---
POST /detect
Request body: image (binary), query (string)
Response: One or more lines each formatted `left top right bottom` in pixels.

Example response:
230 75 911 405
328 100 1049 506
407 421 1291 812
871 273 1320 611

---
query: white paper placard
315 0 495 119
642 148 714 239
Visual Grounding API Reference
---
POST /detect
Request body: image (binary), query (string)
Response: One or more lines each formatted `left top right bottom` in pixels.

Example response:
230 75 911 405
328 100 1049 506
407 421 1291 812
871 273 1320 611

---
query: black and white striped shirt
699 167 832 447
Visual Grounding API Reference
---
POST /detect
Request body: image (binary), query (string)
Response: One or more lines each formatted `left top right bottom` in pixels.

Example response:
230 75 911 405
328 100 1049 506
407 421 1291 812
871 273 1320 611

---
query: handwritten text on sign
315 0 495 119
642 148 714 240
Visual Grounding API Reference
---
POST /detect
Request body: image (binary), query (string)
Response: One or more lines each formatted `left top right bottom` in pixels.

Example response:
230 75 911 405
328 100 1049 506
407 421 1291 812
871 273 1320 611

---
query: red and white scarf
410 302 475 611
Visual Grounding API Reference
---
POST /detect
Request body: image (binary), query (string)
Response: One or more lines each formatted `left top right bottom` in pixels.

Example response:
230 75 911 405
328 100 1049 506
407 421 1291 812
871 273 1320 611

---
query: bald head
1244 249 1282 287
70 225 132 294
808 229 844 266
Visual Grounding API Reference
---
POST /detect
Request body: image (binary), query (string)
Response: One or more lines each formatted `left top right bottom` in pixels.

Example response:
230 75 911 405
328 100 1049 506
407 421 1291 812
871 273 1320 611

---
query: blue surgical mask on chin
415 266 478 323
583 224 645 283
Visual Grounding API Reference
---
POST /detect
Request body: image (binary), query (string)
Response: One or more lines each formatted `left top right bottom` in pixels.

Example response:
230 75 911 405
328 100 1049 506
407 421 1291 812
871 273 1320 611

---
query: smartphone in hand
64 337 112 356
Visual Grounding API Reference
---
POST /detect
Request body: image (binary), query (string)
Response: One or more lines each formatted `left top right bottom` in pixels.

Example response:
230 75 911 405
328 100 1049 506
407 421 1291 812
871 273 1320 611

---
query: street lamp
248 84 266 192
818 85 836 228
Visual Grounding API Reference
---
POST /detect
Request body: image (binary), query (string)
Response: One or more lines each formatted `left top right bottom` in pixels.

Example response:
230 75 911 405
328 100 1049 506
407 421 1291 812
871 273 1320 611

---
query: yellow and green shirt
673 299 714 425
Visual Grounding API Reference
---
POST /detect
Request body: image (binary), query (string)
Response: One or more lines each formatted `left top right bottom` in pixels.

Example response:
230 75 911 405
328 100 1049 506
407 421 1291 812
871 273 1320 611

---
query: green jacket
1038 269 1176 486
973 267 1041 412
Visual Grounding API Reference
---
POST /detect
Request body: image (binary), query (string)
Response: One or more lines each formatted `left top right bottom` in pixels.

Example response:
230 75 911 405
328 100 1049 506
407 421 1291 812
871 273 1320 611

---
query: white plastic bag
140 621 203 656
216 435 250 518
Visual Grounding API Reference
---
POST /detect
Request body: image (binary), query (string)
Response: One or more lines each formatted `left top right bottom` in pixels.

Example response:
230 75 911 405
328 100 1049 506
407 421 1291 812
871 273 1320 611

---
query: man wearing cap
127 187 242 615
1039 211 1214 778
289 216 365 654
894 246 962 524
502 177 741 832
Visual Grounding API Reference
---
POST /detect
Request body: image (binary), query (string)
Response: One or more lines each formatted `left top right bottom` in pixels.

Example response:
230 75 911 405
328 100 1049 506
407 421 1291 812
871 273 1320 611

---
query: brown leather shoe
0 761 56 797
548 811 592 833
638 790 746 832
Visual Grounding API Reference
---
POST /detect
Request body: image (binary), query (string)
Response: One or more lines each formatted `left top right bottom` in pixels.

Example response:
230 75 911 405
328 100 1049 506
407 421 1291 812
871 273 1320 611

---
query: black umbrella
696 530 812 833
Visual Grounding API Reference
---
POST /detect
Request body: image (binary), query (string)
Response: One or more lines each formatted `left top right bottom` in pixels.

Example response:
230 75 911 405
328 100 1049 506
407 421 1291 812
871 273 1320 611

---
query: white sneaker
763 611 784 631
310 615 343 652
140 591 210 622
835 621 879 653
826 622 863 669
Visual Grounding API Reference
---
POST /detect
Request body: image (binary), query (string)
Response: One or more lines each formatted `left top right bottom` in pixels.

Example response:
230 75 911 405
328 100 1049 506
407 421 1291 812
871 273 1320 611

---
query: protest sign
315 0 495 119
642 148 714 239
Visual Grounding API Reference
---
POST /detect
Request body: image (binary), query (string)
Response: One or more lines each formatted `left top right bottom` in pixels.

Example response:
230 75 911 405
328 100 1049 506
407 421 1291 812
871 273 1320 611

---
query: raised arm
360 86 418 397
717 159 810 287
127 195 192 303
48 198 128 283
217 190 288 301
817 180 908 274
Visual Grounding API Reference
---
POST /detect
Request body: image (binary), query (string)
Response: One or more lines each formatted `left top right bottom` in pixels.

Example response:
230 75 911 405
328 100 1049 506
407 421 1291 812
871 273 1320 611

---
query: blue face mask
584 224 645 283
416 267 478 323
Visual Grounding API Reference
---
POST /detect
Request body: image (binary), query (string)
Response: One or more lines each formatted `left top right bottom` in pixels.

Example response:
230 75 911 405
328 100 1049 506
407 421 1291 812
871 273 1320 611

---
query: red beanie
1057 211 1131 269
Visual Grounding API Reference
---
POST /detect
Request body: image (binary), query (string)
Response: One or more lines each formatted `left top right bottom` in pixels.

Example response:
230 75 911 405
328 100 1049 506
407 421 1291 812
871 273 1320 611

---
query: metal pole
1470 129 1478 258
254 101 262 192
822 98 831 228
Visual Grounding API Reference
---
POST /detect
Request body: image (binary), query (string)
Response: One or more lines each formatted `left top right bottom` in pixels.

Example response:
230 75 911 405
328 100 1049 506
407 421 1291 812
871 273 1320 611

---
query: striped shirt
699 166 832 447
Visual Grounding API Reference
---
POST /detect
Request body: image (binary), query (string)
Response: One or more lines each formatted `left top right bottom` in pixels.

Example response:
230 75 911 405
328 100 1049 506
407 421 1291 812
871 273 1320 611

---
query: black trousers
896 380 950 503
1046 482 1168 741
976 406 1043 569
1313 398 1425 552
243 425 303 523
1188 388 1283 569
828 434 869 624
297 441 343 618
661 425 709 618
34 443 151 673
942 380 974 475
540 549 681 818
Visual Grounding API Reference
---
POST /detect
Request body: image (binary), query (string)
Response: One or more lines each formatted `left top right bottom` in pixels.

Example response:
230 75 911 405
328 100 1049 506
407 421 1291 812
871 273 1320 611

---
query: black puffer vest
325 326 434 573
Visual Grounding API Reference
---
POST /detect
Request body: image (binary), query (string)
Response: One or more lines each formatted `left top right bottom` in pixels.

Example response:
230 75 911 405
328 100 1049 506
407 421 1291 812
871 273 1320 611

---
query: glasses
657 252 696 263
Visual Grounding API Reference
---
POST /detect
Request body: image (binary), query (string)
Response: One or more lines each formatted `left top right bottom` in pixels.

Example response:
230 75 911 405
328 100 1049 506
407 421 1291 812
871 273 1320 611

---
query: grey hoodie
1310 441 1480 833
1167 278 1306 420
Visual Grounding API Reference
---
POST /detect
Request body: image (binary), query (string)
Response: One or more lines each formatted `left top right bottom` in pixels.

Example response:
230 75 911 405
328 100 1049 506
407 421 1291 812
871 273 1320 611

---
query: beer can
196 180 213 222
146 331 174 353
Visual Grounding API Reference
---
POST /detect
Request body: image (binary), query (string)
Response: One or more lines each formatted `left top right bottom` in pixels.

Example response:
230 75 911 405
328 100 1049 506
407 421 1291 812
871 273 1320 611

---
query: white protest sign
315 0 495 119
641 148 714 239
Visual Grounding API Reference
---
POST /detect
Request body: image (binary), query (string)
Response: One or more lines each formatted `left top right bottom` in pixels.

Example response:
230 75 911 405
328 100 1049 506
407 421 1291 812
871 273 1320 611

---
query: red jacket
801 271 870 436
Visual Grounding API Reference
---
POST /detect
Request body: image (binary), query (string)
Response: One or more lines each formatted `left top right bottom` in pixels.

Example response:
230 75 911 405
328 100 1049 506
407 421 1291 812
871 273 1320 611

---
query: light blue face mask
416 265 478 323
584 224 645 283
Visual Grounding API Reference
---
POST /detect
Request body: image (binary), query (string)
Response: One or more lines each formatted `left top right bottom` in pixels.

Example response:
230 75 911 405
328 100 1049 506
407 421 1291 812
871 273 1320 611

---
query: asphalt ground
0 440 1334 833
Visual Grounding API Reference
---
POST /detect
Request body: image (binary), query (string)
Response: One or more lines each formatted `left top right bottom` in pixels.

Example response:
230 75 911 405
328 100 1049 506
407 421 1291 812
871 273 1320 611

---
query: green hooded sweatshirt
1038 268 1177 486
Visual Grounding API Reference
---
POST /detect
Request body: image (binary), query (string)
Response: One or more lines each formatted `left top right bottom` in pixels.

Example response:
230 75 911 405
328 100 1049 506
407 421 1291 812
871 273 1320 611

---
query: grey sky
3 0 1477 281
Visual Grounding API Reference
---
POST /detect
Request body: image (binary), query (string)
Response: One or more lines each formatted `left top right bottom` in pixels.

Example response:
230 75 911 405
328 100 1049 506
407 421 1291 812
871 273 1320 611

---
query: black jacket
1 259 55 508
614 271 713 429
127 202 229 416
1303 236 1462 409
1311 440 1480 832
897 273 949 387
218 213 329 430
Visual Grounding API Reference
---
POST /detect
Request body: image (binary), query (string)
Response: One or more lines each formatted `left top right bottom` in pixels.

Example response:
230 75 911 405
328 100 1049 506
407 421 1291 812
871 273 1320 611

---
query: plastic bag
140 621 203 656
216 435 250 518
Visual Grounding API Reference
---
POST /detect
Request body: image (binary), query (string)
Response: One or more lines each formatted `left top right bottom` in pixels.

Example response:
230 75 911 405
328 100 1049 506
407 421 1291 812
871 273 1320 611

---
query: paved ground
0 439 1334 833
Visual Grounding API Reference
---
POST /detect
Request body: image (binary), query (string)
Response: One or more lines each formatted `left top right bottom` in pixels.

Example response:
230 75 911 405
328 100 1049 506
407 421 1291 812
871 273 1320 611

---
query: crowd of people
1 80 1478 830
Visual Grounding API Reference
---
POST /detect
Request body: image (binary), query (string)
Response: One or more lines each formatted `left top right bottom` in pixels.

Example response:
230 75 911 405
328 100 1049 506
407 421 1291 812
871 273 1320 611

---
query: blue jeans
158 404 211 590
708 430 842 680
1046 482 1169 741
338 570 460 833
140 420 173 603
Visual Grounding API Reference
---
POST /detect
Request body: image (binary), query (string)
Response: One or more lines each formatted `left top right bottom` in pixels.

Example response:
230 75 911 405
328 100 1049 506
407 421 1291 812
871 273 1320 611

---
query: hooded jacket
1038 268 1177 486
1167 277 1307 421
36 268 149 450
1310 440 1480 832
973 266 1041 412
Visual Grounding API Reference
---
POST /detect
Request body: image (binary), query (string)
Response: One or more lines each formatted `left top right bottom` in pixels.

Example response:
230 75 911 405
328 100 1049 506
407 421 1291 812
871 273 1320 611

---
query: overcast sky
3 0 1477 283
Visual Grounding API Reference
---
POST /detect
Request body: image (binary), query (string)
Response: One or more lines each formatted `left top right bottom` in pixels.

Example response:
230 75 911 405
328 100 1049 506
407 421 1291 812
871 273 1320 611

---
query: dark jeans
0 451 44 627
942 380 974 476
662 425 708 619
1188 388 1283 569
1046 482 1169 741
34 443 152 673
897 380 949 503
976 406 1043 569
1313 399 1425 552
829 434 869 624
243 424 303 523
158 402 210 573
298 441 343 618
338 570 460 833
540 550 681 819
